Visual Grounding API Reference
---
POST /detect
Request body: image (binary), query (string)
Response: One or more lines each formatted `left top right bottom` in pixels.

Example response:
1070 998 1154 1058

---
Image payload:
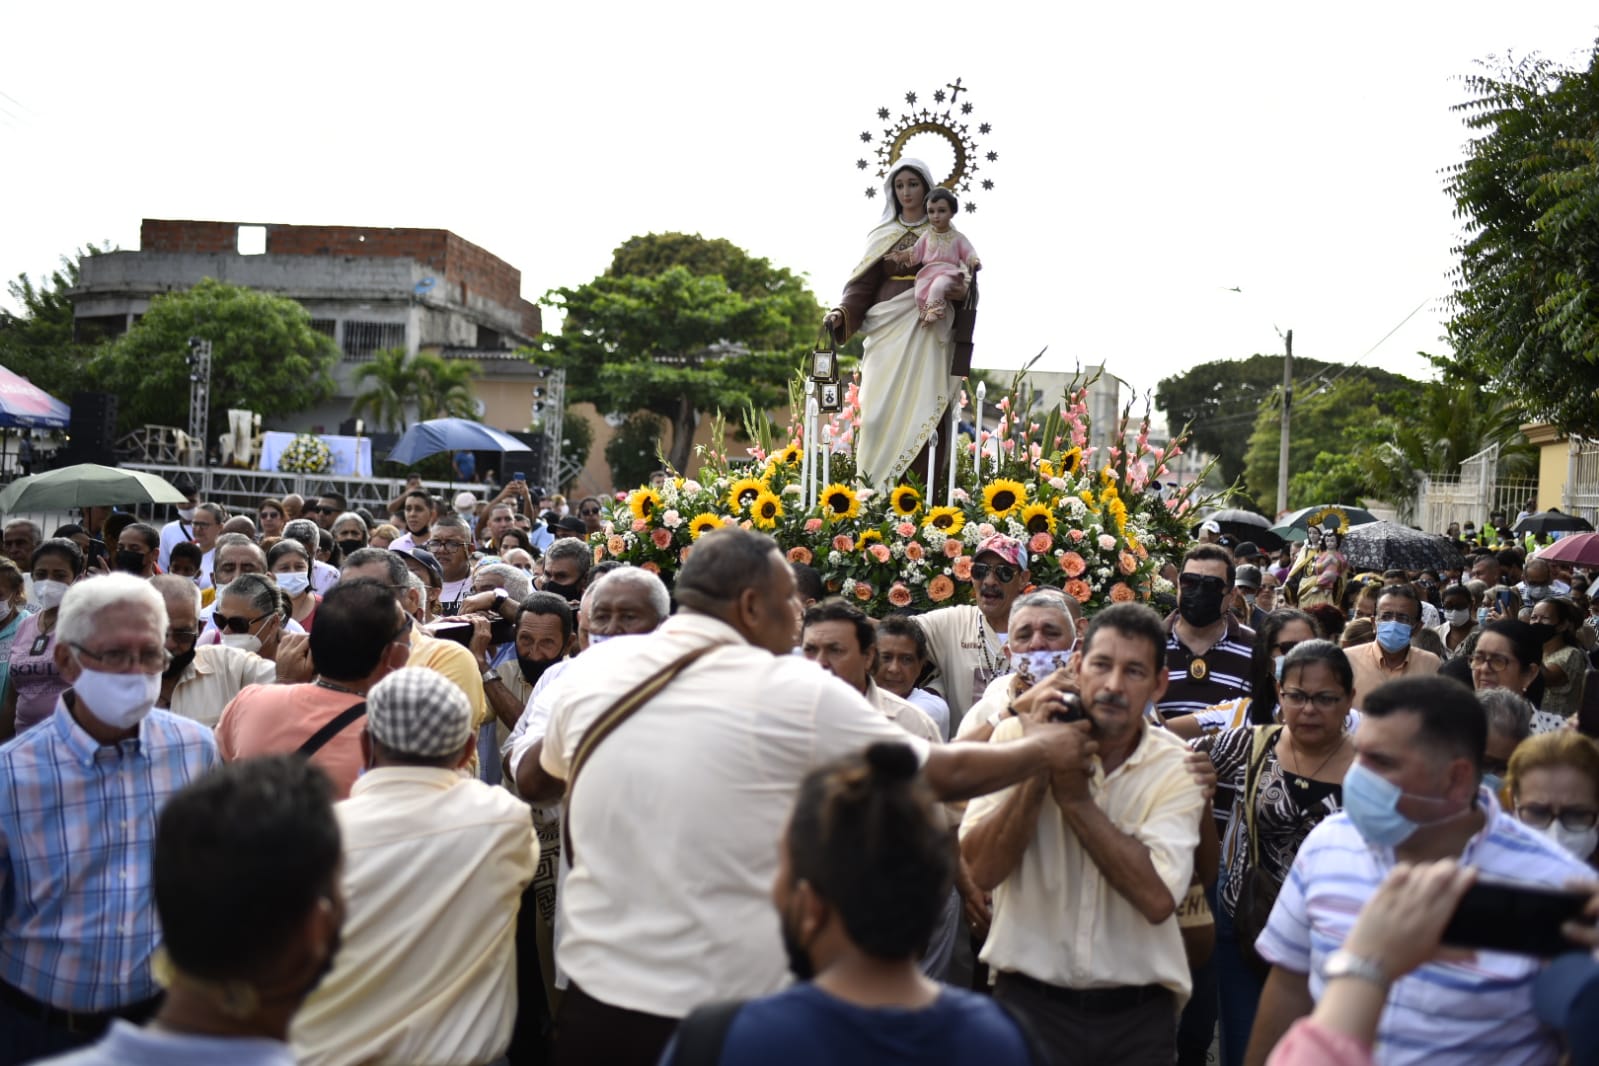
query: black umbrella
1193 509 1286 552
1513 511 1594 536
1340 522 1465 573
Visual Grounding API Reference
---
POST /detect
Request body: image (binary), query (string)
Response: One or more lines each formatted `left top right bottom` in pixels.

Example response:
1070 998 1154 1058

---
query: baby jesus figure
886 188 981 324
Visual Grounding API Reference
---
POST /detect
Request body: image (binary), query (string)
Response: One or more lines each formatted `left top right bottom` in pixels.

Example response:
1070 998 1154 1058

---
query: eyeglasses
1376 611 1415 626
314 505 337 514
69 641 170 673
970 562 1018 583
425 540 468 553
1179 573 1229 594
1470 651 1515 671
579 508 601 516
213 611 270 635
1516 804 1599 832
1272 640 1302 656
166 627 199 645
1279 688 1346 711
258 511 281 520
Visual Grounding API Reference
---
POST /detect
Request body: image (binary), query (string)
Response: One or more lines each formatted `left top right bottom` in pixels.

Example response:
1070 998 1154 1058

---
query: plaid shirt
0 696 219 1010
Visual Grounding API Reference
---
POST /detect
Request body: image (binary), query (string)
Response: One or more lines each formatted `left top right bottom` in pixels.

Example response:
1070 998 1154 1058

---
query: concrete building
69 219 549 439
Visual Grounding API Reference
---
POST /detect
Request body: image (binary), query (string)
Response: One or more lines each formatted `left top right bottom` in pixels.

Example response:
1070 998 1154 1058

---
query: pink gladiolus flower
1003 439 1016 453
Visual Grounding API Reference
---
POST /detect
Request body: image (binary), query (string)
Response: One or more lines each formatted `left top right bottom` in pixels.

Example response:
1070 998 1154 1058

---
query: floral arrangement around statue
592 372 1216 617
277 433 335 475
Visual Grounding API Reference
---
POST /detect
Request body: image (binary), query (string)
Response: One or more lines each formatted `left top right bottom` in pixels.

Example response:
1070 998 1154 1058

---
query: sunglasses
1179 574 1229 594
213 611 270 634
970 562 1018 583
579 508 601 516
1272 640 1301 656
314 505 337 514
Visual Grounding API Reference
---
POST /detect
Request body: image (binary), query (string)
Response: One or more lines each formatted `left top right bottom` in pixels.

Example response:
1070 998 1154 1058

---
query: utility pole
1276 329 1293 518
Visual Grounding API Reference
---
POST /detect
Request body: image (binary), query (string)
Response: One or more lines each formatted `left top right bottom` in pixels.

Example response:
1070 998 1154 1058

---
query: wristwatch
491 587 513 614
482 668 501 684
1320 949 1388 988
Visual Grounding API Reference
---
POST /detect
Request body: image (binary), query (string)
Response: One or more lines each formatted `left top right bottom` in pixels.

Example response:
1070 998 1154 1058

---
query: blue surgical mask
1482 772 1504 796
1375 620 1411 654
1274 656 1287 681
1342 762 1422 847
1477 606 1491 626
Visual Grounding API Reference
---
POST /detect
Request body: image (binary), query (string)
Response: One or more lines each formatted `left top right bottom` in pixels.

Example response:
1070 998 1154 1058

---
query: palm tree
350 348 418 432
412 353 479 421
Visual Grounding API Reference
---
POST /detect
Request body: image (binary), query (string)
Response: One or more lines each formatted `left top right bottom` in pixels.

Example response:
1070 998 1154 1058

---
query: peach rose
888 583 913 608
650 528 674 550
904 542 925 562
1060 551 1087 577
606 535 627 556
631 519 648 533
896 522 917 538
787 546 813 565
953 556 974 581
641 561 661 574
804 518 824 533
1029 532 1053 555
1068 529 1086 543
853 582 874 602
977 523 996 540
1098 533 1118 551
1064 578 1092 603
928 575 956 602
1118 551 1138 575
1109 582 1136 603
679 546 692 564
592 545 604 565
942 538 964 559
833 534 855 553
868 543 892 564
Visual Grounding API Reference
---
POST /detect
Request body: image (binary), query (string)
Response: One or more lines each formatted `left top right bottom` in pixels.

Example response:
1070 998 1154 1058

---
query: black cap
1234 540 1260 560
556 515 587 536
389 545 442 587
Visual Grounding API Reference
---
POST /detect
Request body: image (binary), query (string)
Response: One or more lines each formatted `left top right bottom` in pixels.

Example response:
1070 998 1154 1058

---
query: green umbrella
0 463 190 512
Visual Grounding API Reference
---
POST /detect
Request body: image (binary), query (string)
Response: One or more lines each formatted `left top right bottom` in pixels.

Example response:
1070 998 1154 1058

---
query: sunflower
857 528 884 547
1020 502 1057 536
819 482 861 520
628 488 662 523
981 479 1028 520
1037 459 1056 480
1060 447 1083 475
890 485 922 516
751 490 784 530
726 477 767 514
922 506 965 536
774 443 803 466
688 512 723 540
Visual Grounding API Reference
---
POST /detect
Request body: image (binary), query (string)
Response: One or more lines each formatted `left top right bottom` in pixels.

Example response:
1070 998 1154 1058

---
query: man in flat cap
290 667 538 1066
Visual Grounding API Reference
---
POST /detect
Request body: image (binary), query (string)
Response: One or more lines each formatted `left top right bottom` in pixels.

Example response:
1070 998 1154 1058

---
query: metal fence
121 464 471 523
1563 437 1599 526
1414 444 1540 534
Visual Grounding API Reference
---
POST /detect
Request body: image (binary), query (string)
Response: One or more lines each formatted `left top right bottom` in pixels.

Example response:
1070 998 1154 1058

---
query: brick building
69 219 549 438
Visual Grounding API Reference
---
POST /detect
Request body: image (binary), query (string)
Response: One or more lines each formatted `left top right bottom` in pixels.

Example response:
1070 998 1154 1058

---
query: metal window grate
342 321 406 360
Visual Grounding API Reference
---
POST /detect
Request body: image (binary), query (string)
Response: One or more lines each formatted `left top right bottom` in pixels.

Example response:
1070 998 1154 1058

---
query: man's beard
518 655 559 686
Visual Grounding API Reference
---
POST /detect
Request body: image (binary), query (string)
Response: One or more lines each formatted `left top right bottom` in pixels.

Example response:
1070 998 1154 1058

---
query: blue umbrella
386 418 531 466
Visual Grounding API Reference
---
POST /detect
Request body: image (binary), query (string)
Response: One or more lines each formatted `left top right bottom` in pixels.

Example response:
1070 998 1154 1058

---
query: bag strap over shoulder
667 999 746 1066
563 643 719 865
1241 724 1282 868
296 701 367 759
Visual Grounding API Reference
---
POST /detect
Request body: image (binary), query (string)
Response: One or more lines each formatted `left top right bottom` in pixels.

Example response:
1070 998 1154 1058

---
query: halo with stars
854 77 998 211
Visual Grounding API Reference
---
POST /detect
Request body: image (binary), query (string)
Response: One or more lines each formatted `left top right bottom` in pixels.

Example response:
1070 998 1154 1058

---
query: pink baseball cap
975 534 1028 570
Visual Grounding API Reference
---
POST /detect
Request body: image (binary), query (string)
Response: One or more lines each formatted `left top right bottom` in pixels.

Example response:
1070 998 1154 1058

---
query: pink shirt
215 682 366 799
8 613 66 733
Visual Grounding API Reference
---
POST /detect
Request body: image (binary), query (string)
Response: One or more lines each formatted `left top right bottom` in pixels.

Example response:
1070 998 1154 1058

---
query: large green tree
1444 41 1599 434
538 237 823 473
0 243 115 399
91 278 340 440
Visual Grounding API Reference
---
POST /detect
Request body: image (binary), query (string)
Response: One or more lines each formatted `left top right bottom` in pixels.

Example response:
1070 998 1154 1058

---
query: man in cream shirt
961 602 1206 1066
290 667 537 1066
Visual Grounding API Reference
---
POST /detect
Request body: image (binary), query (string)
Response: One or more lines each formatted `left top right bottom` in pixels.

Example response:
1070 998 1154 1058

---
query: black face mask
163 647 196 680
542 581 581 602
518 655 559 686
114 550 147 575
779 901 816 981
1529 622 1561 646
1178 586 1227 628
337 539 365 556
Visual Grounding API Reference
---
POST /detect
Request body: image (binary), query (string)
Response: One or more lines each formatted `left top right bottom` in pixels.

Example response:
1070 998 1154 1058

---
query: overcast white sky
2 2 1595 429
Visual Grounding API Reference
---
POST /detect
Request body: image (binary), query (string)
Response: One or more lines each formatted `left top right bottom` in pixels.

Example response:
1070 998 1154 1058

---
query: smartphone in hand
1442 877 1593 956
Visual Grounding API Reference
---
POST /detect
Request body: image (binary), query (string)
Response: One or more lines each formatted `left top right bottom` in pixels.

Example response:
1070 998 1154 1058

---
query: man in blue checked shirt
0 573 219 1064
1245 676 1592 1066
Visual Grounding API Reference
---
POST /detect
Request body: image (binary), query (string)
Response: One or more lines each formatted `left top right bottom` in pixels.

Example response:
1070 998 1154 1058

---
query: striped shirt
1256 790 1590 1066
1157 613 1254 720
0 696 219 1010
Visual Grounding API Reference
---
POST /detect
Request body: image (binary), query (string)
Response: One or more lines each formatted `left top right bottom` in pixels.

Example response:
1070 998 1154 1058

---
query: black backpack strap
666 999 745 1066
296 701 367 759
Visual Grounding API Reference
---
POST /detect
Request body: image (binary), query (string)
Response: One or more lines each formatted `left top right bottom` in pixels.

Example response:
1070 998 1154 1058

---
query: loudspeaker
67 391 118 466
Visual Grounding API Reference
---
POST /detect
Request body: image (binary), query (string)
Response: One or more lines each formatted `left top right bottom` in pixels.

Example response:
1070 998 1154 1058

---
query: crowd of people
4 480 1599 1066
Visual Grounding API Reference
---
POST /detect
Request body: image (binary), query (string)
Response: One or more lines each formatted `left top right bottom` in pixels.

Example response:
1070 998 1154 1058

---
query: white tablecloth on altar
258 432 373 477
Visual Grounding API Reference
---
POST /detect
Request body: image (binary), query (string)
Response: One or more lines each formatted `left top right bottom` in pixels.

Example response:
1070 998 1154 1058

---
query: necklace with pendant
1288 733 1345 788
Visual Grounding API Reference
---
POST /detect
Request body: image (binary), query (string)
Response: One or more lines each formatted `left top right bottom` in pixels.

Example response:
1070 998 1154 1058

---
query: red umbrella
1535 532 1599 568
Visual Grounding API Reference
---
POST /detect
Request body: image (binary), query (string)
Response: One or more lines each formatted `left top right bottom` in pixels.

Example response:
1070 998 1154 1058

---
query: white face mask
1541 821 1599 861
73 667 161 729
33 580 68 611
177 508 197 522
221 633 262 654
276 571 311 597
1444 608 1471 628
